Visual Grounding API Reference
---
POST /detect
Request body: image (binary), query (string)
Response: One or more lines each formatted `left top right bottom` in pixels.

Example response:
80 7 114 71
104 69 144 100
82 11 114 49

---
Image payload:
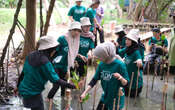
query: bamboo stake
117 87 123 110
102 104 105 110
161 83 168 110
113 98 116 110
146 61 150 98
151 61 157 91
134 68 140 105
126 72 134 110
49 99 53 110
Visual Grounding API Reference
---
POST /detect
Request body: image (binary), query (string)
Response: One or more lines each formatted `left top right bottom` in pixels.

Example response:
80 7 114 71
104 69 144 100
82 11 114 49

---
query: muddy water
0 66 175 110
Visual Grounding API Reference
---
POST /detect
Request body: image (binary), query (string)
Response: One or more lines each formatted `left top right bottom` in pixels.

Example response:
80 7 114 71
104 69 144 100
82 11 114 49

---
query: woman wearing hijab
81 42 129 110
15 36 75 110
123 29 144 97
47 21 81 98
76 17 95 78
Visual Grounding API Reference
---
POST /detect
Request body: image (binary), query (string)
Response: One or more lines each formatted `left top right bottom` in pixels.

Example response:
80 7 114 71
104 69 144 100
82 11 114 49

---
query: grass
0 8 62 35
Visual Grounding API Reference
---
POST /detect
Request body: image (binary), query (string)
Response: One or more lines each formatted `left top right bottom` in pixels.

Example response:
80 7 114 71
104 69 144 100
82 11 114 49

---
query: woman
47 21 82 98
68 0 86 22
81 42 129 110
123 29 144 97
16 36 75 110
76 17 95 78
114 25 126 58
85 0 102 46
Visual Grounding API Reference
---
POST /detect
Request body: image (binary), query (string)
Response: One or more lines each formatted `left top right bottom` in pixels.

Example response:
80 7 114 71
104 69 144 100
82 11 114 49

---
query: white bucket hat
75 0 83 2
126 29 140 43
69 21 82 31
38 36 59 50
114 25 124 33
90 0 100 6
80 17 91 26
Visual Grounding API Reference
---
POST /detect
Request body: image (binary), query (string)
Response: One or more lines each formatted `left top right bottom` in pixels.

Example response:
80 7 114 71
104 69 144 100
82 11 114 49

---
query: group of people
13 0 175 110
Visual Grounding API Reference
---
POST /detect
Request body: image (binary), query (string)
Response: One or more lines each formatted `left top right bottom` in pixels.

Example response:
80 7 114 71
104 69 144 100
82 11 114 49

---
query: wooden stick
49 99 53 110
92 85 98 110
146 61 150 98
151 61 157 91
113 98 116 110
102 104 105 110
134 68 140 105
126 72 134 110
117 87 123 110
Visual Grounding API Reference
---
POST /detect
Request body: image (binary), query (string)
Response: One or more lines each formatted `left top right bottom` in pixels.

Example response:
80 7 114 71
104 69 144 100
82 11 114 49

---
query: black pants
94 27 104 47
96 101 108 110
49 69 67 97
124 86 143 98
23 94 44 110
77 61 87 77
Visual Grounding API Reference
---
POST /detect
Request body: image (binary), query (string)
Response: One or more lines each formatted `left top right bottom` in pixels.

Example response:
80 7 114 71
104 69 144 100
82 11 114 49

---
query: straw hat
80 17 91 26
38 36 59 50
114 25 124 34
69 21 82 31
126 29 140 43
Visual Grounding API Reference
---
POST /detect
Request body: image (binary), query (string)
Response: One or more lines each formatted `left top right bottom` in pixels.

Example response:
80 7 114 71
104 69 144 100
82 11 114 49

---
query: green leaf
71 78 79 90
82 93 90 103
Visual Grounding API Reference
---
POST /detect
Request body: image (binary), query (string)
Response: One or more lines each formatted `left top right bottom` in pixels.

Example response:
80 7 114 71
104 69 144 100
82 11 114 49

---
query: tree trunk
0 0 23 67
128 0 134 19
133 0 143 21
23 0 36 58
40 0 44 37
43 0 56 36
116 0 123 18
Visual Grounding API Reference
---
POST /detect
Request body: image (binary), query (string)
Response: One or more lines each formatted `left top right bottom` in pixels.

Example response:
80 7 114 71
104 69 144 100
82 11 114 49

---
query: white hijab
65 31 80 70
93 42 116 64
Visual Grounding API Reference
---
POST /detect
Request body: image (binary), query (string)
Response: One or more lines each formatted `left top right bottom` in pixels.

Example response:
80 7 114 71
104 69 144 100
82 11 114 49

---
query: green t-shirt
53 36 69 73
148 36 168 47
93 59 129 110
77 36 94 62
68 5 86 22
18 57 59 98
124 50 143 89
85 8 96 32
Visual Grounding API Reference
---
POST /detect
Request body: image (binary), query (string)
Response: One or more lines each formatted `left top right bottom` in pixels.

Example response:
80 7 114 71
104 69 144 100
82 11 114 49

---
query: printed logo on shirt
80 40 89 48
75 9 84 14
101 70 112 81
64 47 69 52
124 57 132 65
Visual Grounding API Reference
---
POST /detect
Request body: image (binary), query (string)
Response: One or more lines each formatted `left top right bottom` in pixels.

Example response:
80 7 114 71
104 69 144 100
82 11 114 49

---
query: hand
113 73 122 80
93 28 97 35
45 98 53 102
80 55 87 62
111 40 119 47
99 26 103 31
135 59 142 68
80 92 86 102
14 87 18 96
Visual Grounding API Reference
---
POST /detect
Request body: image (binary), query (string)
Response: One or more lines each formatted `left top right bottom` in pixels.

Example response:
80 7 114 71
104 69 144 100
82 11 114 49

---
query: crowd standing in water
14 0 175 110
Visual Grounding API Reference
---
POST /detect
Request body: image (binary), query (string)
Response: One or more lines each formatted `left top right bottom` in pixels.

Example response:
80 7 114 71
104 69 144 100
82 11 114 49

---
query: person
85 0 103 46
95 5 105 44
81 42 129 110
114 25 126 58
14 36 76 110
76 17 95 78
149 28 168 53
47 21 82 98
123 29 144 97
169 9 175 99
68 0 86 22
